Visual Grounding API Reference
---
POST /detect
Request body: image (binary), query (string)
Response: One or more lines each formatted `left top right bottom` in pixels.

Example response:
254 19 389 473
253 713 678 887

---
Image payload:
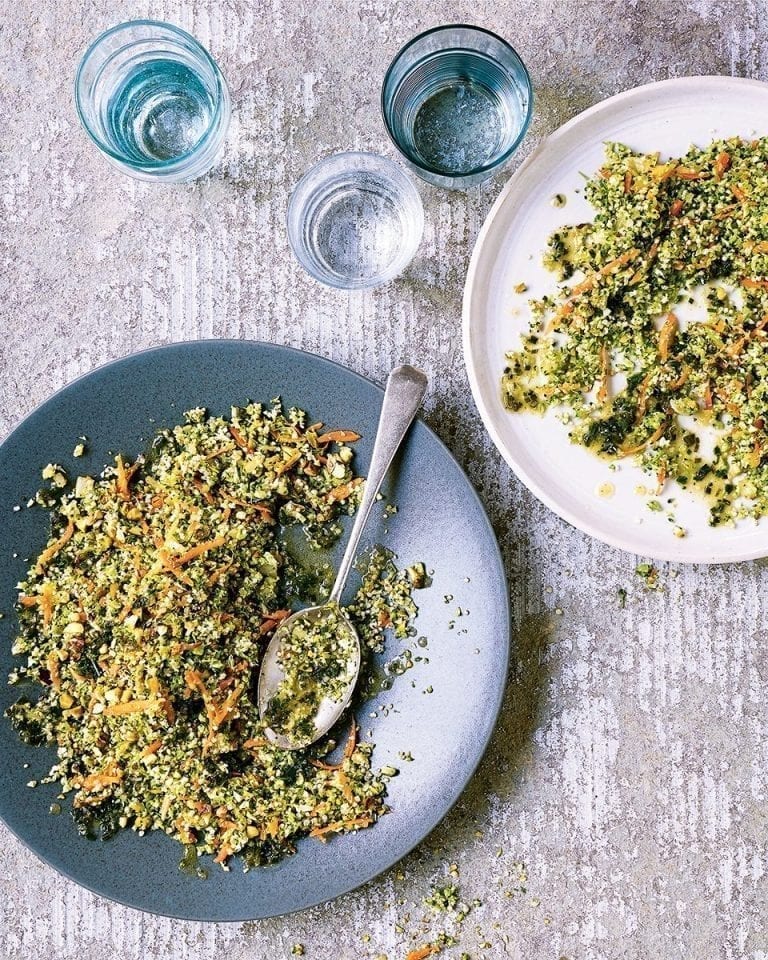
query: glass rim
289 149 421 190
74 18 228 171
380 23 534 181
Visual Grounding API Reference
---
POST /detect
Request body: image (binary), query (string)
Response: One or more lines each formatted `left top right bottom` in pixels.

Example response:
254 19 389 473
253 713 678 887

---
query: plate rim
463 75 768 564
0 338 511 920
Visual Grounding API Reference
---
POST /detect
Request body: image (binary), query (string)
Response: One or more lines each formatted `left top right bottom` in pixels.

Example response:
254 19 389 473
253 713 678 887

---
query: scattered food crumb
424 884 459 912
41 463 67 488
636 562 661 590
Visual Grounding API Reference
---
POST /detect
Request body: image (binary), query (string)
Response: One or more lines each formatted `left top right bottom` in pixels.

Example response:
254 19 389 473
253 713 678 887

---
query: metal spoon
257 364 428 750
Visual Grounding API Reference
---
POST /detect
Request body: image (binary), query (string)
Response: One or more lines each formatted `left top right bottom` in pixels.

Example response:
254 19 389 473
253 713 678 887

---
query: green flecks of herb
647 499 663 512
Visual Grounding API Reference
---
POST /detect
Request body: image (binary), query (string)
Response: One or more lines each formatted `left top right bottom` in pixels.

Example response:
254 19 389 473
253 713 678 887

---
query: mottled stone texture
3 1 768 958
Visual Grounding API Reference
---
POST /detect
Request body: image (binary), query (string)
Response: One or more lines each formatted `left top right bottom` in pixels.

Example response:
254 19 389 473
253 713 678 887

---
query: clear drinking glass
75 20 231 182
381 24 533 190
287 152 424 290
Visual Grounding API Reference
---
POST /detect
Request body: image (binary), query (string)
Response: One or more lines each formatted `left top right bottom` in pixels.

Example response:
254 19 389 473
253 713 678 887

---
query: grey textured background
3 1 768 958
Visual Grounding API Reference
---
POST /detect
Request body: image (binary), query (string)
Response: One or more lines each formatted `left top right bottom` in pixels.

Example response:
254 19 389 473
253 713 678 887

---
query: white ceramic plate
464 76 768 564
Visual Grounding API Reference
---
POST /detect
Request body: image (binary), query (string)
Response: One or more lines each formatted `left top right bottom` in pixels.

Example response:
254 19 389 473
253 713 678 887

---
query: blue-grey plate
0 341 509 921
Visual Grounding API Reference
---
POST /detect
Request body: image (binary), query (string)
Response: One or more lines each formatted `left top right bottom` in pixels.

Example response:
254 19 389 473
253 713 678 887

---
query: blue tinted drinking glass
382 25 533 190
75 20 231 182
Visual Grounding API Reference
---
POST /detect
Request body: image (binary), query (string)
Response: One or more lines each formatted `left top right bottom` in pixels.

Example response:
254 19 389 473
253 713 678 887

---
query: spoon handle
329 364 428 604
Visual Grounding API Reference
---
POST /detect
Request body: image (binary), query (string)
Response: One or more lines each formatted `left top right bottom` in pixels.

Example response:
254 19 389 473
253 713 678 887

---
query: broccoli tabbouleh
265 603 358 746
503 137 768 525
6 401 426 868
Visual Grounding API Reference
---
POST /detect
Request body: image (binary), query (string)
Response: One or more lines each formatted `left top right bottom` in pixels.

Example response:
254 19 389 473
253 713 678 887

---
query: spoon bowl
257 604 361 751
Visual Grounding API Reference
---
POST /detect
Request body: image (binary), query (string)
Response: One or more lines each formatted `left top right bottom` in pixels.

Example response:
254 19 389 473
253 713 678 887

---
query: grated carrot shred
228 424 253 453
554 248 640 323
47 651 61 691
658 312 679 360
343 720 357 759
309 816 372 839
192 476 215 505
171 536 226 568
80 769 123 791
275 450 301 475
35 519 75 574
258 609 290 636
115 455 140 501
328 477 364 502
214 844 233 864
406 947 441 960
316 430 361 444
335 769 355 803
40 582 55 627
620 419 669 457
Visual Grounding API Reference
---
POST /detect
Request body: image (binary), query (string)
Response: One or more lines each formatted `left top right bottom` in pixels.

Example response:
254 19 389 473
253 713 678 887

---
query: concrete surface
3 1 768 958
